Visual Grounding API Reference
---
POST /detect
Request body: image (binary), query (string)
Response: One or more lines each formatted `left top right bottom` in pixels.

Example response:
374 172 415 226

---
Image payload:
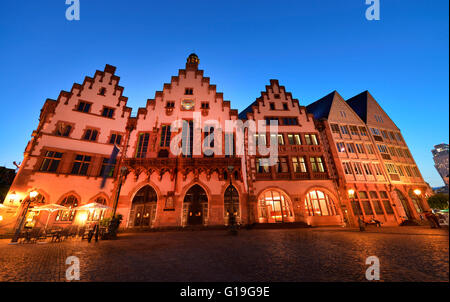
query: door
184 184 208 226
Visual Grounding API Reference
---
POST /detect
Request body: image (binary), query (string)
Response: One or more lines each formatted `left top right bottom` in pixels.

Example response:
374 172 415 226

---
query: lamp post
10 191 37 244
413 189 425 214
348 189 364 230
112 166 128 218
227 165 237 235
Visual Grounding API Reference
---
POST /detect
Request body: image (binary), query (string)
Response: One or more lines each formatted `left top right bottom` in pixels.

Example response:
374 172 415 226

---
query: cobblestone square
0 226 448 282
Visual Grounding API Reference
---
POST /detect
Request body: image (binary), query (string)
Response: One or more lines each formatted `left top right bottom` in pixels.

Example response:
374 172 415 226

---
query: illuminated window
256 158 270 173
271 134 284 145
258 190 293 223
310 157 325 172
304 190 337 216
87 197 107 221
224 186 239 221
292 156 307 173
56 195 79 222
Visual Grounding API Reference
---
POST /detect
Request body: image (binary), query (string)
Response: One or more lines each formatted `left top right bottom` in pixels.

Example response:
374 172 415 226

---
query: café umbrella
33 204 68 230
75 202 113 223
75 202 112 210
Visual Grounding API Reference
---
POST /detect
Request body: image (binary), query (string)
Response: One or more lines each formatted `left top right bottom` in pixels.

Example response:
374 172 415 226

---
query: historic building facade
307 91 431 226
1 54 430 231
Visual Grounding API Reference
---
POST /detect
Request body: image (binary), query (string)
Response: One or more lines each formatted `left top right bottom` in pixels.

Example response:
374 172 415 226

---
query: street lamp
10 190 37 243
227 165 237 235
348 189 355 198
30 191 38 199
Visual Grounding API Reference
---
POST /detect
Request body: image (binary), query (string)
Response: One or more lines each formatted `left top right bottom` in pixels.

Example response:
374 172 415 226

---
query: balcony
124 157 241 170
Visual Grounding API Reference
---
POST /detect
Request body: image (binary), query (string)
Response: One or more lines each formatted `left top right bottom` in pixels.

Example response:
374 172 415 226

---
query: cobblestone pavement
0 226 448 282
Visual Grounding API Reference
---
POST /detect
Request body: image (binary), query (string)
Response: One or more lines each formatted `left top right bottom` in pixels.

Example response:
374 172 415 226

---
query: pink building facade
1 54 430 231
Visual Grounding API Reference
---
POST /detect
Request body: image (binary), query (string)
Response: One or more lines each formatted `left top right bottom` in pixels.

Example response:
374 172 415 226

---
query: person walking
358 216 366 232
424 211 440 228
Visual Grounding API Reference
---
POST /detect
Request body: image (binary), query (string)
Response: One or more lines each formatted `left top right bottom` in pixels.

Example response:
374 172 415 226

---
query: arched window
87 196 108 221
258 189 294 223
304 190 337 216
56 195 79 222
408 190 424 213
224 186 239 221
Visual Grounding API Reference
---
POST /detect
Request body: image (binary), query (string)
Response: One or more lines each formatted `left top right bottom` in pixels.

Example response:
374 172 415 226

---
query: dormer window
166 101 175 108
185 88 193 95
98 87 106 96
201 102 209 109
101 107 114 118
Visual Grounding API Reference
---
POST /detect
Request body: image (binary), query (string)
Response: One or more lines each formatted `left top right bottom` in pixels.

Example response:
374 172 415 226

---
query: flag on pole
100 144 121 189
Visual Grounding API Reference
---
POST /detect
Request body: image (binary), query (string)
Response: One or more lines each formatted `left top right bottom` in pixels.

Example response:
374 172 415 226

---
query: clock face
181 99 195 110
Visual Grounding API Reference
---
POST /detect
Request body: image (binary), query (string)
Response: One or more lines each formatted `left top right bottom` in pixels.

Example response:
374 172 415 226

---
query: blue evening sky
0 0 448 186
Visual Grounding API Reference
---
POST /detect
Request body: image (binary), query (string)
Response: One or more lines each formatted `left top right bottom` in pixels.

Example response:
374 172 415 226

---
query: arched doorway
224 185 239 225
394 189 412 219
183 184 208 225
130 185 158 227
257 189 294 223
